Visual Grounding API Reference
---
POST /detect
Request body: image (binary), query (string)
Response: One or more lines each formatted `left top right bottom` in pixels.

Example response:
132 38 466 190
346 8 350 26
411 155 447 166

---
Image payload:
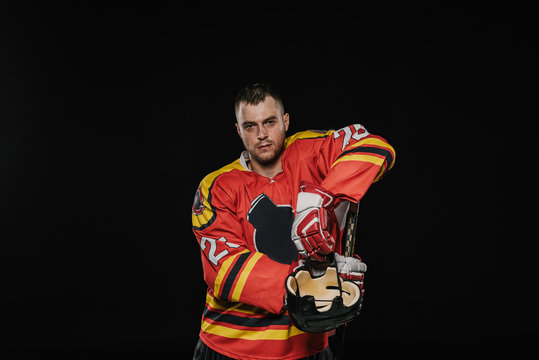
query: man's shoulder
192 158 248 230
284 129 334 148
199 157 248 191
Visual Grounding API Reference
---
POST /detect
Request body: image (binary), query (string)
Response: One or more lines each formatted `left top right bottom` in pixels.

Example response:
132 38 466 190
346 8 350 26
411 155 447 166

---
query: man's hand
292 182 337 262
334 253 366 294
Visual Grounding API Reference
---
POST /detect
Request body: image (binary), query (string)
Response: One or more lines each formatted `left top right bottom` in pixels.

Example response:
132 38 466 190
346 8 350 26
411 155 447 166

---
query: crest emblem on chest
247 194 298 264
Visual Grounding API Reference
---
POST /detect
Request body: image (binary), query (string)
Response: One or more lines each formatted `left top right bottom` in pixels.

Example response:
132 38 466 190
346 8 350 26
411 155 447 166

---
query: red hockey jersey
192 124 395 360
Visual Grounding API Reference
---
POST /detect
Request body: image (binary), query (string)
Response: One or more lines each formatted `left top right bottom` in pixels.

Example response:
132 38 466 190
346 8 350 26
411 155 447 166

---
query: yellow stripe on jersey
201 320 304 340
332 135 396 180
230 252 264 302
284 129 333 148
214 250 249 297
206 292 270 316
192 159 246 230
331 153 386 168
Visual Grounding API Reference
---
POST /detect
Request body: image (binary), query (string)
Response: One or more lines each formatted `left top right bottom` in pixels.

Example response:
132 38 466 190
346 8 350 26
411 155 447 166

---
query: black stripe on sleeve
337 146 394 167
220 252 250 300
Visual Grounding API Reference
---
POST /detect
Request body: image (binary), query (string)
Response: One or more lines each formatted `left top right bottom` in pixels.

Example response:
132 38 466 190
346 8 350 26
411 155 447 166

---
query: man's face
236 96 290 167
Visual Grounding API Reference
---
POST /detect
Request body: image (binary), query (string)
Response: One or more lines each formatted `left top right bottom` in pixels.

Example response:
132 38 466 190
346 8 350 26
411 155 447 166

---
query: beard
249 140 285 166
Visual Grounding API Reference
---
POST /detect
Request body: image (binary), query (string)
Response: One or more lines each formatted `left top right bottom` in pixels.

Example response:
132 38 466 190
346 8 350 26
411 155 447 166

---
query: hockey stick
342 201 360 258
332 201 360 360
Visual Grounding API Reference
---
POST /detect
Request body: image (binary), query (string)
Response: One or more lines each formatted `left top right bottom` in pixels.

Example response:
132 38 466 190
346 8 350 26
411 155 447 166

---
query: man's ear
235 122 241 136
283 113 290 132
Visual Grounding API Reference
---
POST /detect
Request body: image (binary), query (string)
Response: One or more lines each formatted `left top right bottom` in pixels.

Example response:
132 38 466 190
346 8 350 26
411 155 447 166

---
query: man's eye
244 124 254 130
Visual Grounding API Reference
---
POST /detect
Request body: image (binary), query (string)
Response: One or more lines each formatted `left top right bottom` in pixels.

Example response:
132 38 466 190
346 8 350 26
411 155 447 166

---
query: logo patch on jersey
247 194 298 264
192 186 205 215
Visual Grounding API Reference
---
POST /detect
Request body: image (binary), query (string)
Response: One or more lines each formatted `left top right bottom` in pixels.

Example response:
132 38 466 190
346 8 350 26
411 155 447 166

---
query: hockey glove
334 253 366 295
292 182 338 262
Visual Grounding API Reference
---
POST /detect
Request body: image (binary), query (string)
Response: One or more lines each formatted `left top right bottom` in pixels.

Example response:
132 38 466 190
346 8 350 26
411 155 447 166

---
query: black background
2 2 537 358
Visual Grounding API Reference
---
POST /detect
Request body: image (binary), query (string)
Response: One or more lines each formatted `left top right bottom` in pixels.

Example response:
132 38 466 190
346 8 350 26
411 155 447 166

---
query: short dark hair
234 83 284 118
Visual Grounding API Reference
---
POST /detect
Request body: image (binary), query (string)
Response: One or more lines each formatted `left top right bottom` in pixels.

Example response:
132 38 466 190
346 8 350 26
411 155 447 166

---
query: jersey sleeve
318 124 396 202
192 173 293 315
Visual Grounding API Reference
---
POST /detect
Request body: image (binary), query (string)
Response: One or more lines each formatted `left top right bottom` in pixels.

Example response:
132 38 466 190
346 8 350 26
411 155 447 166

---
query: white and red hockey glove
292 182 338 262
334 253 366 295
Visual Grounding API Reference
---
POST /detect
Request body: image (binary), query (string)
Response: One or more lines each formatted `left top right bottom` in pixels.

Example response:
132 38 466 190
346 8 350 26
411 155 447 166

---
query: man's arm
319 123 396 202
291 124 395 261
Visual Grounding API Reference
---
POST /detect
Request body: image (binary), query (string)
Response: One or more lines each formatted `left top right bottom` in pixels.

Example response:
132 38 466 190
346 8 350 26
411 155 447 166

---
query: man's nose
257 127 268 139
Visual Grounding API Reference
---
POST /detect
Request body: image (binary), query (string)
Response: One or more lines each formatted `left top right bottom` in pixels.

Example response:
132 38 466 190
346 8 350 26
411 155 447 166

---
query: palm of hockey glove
334 253 366 295
292 182 337 262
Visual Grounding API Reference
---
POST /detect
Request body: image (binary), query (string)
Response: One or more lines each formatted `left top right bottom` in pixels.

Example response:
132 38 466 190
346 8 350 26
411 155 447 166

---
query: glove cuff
298 181 337 210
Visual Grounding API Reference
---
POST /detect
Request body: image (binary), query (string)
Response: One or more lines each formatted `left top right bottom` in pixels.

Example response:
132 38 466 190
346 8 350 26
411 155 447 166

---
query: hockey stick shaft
333 201 360 360
342 202 359 257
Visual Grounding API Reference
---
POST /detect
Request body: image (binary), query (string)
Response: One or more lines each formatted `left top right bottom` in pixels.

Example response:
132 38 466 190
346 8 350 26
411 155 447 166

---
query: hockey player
192 83 395 359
